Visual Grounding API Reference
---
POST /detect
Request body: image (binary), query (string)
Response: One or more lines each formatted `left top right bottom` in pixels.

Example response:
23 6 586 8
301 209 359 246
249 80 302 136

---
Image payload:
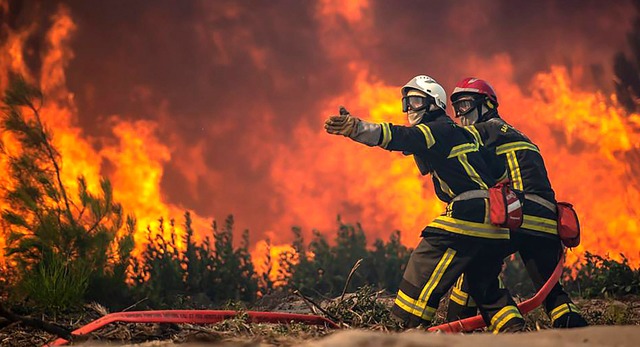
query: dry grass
2 292 639 347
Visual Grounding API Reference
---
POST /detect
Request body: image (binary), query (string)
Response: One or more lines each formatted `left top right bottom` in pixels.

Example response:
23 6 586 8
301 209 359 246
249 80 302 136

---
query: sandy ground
78 325 640 347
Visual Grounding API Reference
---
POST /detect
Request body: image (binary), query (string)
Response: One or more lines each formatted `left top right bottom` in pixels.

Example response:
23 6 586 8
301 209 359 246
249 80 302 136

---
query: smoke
1 0 637 252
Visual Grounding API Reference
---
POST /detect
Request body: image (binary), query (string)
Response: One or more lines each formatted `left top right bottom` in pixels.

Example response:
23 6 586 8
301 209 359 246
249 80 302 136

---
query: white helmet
401 75 447 111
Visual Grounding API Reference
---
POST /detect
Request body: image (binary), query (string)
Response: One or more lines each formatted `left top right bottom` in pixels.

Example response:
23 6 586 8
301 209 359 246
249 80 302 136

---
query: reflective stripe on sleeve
458 153 489 189
464 126 483 146
379 123 392 148
448 143 479 158
433 171 456 198
415 124 435 148
495 141 540 155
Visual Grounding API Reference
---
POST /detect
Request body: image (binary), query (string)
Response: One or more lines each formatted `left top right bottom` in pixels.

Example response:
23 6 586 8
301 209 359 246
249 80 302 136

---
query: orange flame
269 60 640 268
0 5 211 259
252 240 296 287
1 2 638 283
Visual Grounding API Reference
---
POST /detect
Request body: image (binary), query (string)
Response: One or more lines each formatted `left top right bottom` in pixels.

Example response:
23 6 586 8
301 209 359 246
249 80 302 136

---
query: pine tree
210 215 258 303
370 230 411 293
131 218 185 307
236 229 258 302
0 76 134 311
257 238 274 296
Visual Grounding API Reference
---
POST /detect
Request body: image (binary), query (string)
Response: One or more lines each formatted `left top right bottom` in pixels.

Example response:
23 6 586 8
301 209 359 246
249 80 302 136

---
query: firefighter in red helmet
324 75 525 332
446 77 588 328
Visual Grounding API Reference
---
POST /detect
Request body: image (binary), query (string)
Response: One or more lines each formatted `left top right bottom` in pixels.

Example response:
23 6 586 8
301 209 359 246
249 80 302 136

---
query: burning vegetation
0 0 640 345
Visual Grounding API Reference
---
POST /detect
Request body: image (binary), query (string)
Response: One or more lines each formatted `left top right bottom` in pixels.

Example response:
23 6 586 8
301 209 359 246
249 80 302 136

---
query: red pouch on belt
489 181 523 230
557 202 580 247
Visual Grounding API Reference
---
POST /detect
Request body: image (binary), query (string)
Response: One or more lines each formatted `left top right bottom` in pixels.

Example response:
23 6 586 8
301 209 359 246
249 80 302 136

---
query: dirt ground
3 294 639 346
78 325 640 347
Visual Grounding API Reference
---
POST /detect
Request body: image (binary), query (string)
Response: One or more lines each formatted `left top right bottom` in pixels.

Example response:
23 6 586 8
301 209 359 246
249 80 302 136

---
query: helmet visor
452 97 481 117
402 95 430 112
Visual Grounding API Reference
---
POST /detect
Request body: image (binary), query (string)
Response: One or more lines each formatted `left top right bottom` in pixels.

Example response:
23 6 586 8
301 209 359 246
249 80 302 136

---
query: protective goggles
402 95 432 112
452 97 483 117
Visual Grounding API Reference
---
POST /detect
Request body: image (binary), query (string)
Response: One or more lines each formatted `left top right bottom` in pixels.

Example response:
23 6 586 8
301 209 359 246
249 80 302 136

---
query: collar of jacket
481 110 500 122
420 109 448 124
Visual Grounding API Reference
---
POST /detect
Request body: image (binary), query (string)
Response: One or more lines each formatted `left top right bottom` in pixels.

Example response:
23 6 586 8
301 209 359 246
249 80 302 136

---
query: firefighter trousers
392 233 524 331
447 232 588 328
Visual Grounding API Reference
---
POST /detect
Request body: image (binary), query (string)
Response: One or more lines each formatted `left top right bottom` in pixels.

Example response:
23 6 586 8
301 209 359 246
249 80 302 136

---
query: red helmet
450 77 498 107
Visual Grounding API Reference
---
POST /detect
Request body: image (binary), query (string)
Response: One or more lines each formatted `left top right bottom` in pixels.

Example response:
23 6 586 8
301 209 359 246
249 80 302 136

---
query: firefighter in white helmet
324 75 524 331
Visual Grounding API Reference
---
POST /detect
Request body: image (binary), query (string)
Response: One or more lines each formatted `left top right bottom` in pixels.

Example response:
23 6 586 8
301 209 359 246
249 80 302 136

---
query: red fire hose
45 310 339 346
428 252 565 333
45 254 564 345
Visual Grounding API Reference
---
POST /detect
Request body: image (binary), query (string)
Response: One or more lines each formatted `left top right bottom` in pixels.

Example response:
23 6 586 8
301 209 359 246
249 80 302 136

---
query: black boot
552 312 589 328
496 317 526 333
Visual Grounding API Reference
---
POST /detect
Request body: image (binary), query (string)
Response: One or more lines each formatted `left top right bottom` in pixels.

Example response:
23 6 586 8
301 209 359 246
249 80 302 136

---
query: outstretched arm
324 106 382 147
324 106 434 155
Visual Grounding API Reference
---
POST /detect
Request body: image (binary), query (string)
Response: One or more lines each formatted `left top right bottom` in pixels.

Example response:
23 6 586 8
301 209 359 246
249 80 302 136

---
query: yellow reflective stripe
448 142 478 158
550 305 570 322
450 290 467 306
494 312 523 333
458 153 489 189
429 216 510 239
394 250 455 320
393 297 415 317
380 123 392 148
490 306 523 333
549 303 580 322
450 286 469 306
415 124 435 148
417 248 456 311
464 126 483 146
454 274 464 289
495 141 540 155
433 172 455 198
569 303 580 313
498 141 540 190
445 140 489 190
421 306 437 320
491 306 515 327
394 290 424 318
505 152 523 190
522 214 558 235
453 273 475 306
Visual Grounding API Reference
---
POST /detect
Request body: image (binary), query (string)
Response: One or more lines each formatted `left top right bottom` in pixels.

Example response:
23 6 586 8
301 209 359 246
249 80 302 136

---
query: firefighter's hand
324 106 359 137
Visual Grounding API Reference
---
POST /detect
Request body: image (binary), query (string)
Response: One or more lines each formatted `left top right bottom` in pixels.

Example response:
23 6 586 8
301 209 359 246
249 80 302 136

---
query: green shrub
130 213 259 308
282 217 412 298
19 252 91 312
369 230 411 294
564 252 640 298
